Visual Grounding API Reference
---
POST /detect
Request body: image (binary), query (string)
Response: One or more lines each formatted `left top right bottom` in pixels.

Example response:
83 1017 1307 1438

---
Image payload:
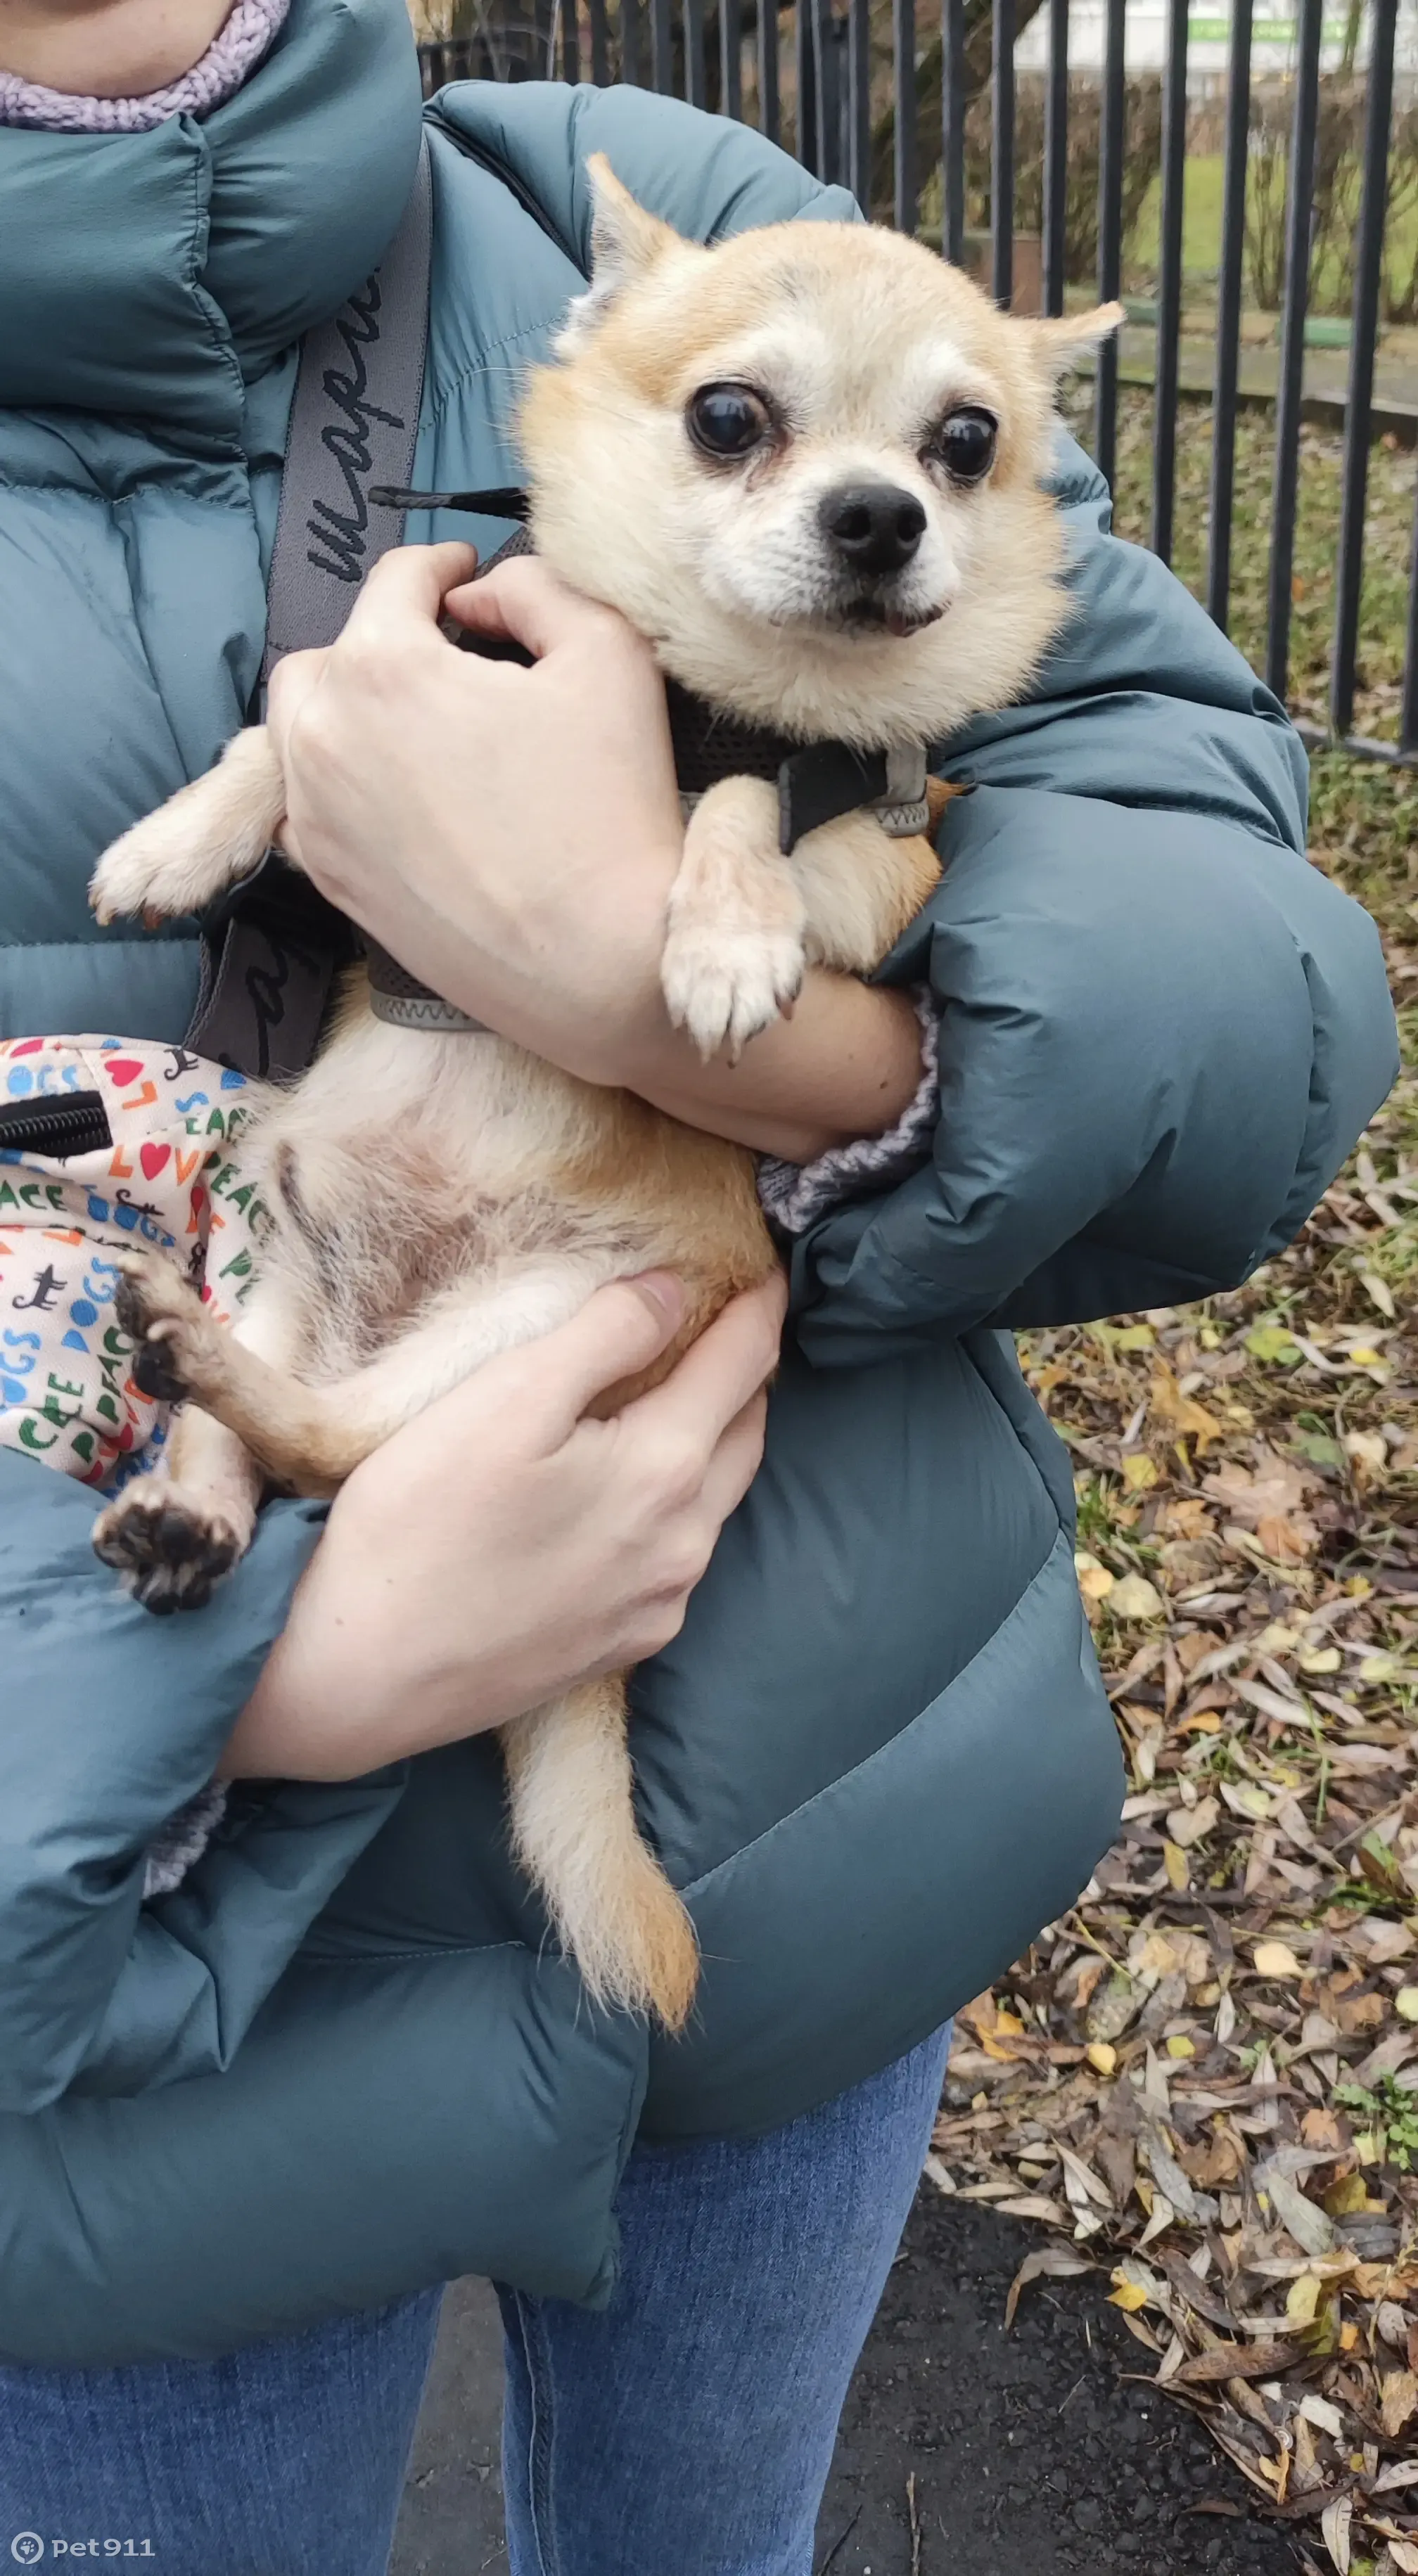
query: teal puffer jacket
0 0 1396 2364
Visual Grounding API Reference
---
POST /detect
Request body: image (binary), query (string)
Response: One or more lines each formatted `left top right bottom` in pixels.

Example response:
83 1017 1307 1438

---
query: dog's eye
931 407 998 484
686 384 772 460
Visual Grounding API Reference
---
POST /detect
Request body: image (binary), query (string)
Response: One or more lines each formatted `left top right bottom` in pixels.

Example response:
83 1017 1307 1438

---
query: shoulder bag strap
186 135 434 1077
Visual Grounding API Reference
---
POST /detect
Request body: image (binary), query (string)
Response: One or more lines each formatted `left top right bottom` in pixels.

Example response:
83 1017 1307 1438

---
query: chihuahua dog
87 161 1120 2027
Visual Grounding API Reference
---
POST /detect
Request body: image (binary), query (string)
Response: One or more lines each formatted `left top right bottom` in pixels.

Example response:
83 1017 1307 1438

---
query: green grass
1128 153 1228 288
1127 150 1418 316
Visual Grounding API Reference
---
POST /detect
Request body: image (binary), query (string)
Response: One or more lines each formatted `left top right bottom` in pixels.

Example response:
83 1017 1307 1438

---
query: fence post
1042 0 1068 317
758 0 780 140
1150 0 1189 563
1094 0 1125 485
943 0 966 265
798 3 820 173
850 0 871 204
894 0 918 231
720 0 743 120
1333 0 1398 743
651 0 674 90
1265 0 1323 704
682 0 706 100
992 0 1016 307
812 0 835 181
1207 0 1253 631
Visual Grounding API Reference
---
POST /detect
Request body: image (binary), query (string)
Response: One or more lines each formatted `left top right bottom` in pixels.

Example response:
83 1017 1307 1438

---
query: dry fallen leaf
1254 1940 1306 1979
1168 1795 1220 1849
1321 2491 1353 2575
1203 1452 1321 1558
960 1116 1418 2527
1149 1362 1226 1449
1289 2274 1324 2327
1267 2174 1341 2258
1110 1572 1165 1622
1003 2244 1094 2330
1174 2337 1301 2385
1163 1839 1190 1890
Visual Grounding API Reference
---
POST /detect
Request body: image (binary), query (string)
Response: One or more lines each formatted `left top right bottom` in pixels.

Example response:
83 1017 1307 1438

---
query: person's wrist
469 854 681 1089
224 1484 437 1779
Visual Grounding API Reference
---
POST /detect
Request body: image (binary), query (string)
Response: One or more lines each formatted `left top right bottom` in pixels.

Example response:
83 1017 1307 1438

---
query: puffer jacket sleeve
0 1453 404 2113
429 77 860 250
788 442 1398 1365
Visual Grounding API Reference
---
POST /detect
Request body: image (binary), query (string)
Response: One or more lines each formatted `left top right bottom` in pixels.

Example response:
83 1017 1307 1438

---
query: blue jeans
0 2024 950 2576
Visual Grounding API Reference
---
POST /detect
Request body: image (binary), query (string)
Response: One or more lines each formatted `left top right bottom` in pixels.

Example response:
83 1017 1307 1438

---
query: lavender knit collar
0 0 290 132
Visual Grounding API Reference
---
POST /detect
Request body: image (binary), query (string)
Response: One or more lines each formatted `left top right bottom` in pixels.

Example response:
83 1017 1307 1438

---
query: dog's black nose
819 483 927 579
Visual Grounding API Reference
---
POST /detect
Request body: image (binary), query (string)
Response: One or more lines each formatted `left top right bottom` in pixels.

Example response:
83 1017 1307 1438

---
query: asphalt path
390 2189 1304 2576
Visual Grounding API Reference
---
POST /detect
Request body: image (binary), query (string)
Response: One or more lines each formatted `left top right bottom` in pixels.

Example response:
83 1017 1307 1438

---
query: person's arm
224 1272 781 1781
264 545 926 1167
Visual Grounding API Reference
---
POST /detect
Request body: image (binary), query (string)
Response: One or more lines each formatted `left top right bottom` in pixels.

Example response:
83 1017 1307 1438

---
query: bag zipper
0 1089 113 1159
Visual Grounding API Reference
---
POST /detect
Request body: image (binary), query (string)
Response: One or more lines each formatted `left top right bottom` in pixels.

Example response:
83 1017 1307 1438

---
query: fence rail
419 1 1416 771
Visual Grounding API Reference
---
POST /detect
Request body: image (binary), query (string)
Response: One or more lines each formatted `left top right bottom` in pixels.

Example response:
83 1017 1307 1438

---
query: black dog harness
361 485 932 1035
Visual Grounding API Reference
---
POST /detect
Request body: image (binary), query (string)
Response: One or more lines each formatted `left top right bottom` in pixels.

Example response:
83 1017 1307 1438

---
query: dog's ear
558 155 683 352
587 154 679 286
1018 301 1125 387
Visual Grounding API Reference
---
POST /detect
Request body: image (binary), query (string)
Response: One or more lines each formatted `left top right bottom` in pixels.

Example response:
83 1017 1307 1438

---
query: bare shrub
959 73 1162 283
1244 73 1418 323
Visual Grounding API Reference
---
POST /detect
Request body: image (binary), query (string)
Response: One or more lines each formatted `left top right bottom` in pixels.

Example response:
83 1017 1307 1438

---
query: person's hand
266 542 931 1160
267 542 684 1086
222 1269 786 1782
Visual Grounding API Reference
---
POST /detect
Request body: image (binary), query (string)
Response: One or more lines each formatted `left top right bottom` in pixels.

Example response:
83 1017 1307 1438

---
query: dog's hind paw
660 921 806 1063
114 1250 224 1405
94 1478 248 1614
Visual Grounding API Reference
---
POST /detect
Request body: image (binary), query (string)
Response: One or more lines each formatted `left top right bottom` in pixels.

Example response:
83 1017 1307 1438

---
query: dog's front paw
91 733 284 925
89 804 218 928
660 917 806 1063
94 1478 248 1613
114 1250 224 1404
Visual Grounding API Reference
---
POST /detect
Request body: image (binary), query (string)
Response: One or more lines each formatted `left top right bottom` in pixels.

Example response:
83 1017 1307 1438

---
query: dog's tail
502 1676 700 2030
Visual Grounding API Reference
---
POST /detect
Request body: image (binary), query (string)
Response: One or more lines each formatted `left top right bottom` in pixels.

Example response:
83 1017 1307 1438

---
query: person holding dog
0 0 1397 2570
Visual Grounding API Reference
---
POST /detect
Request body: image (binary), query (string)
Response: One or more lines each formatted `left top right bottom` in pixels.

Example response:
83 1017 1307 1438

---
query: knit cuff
757 989 940 1239
143 1783 229 1901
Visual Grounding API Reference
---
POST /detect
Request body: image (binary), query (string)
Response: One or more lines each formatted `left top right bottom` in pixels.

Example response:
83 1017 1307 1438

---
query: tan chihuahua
87 162 1120 2027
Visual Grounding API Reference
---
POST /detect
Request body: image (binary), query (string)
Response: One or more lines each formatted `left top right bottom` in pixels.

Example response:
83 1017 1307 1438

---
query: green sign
1188 9 1359 30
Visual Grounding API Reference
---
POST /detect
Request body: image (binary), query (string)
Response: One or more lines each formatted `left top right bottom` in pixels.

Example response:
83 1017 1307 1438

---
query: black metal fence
419 2 1414 769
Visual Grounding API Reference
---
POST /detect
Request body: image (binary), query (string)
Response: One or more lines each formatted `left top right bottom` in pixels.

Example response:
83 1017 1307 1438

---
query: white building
1013 0 1418 80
